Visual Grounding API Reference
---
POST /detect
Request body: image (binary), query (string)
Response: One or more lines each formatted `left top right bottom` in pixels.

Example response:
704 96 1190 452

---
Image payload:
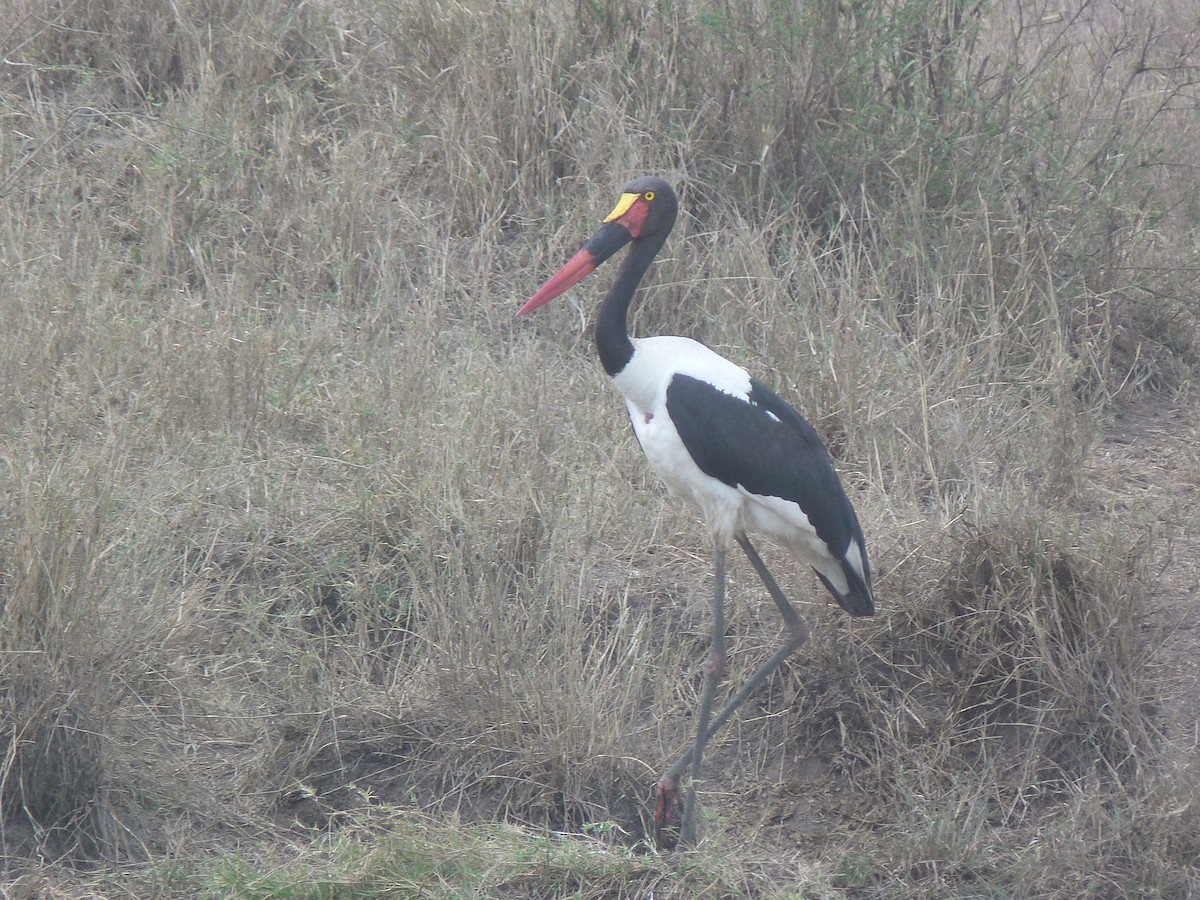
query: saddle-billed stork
518 176 875 848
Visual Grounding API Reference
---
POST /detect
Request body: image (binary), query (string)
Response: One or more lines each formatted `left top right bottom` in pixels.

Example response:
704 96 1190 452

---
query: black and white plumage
518 176 874 848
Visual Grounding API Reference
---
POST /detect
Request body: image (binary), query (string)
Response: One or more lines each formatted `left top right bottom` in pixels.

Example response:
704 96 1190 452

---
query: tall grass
3 0 1200 894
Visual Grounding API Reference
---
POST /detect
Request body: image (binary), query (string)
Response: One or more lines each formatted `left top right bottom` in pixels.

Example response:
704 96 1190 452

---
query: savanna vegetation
3 0 1200 895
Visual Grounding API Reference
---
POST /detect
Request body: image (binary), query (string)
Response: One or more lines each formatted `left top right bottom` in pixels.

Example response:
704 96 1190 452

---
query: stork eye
644 190 655 201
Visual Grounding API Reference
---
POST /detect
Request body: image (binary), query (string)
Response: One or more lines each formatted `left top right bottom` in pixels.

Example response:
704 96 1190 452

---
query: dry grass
3 0 1200 895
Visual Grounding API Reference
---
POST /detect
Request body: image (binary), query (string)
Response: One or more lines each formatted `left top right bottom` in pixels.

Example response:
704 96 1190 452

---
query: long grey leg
653 537 811 848
678 545 726 844
735 535 812 649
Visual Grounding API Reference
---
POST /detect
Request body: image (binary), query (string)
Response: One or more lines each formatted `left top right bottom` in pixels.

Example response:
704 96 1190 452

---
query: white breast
613 337 751 409
612 337 753 543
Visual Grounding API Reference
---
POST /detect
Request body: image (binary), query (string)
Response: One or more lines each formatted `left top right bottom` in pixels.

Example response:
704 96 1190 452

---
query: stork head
517 176 678 315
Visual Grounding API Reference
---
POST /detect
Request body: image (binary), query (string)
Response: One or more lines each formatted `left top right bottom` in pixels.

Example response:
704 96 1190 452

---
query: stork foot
653 775 701 850
652 775 682 850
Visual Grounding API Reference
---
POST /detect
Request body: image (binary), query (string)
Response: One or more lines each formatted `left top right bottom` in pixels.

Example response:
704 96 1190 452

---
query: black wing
665 373 873 614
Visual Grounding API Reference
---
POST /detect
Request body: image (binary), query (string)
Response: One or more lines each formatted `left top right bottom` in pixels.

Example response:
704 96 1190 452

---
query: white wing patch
739 490 850 595
614 336 751 414
842 538 868 586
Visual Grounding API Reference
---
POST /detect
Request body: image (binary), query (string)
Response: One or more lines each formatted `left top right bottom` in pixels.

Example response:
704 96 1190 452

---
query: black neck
594 234 666 377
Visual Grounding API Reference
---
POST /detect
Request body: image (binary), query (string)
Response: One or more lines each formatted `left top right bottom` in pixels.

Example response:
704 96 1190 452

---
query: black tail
814 553 874 617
